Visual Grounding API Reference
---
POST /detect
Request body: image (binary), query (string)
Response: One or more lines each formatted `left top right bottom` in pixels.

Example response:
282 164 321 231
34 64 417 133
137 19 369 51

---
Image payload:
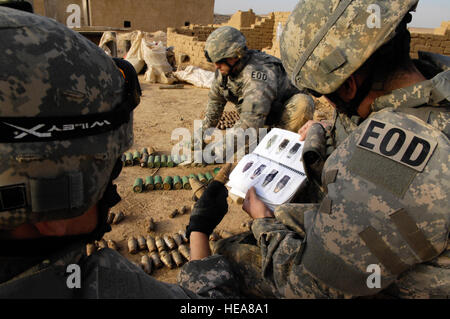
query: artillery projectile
133 178 144 193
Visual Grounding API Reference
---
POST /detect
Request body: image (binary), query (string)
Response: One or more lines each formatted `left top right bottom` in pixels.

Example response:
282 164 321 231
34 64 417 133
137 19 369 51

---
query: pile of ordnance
127 230 191 274
94 157 241 276
122 147 223 169
216 111 240 130
132 168 221 193
122 147 183 168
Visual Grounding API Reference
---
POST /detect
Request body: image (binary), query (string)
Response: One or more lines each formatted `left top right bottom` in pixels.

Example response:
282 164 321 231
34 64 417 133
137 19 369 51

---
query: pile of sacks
124 31 176 84
99 30 176 84
99 30 215 88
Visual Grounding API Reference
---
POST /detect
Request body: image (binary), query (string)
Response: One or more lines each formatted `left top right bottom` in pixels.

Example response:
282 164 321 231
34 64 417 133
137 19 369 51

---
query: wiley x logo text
3 121 112 139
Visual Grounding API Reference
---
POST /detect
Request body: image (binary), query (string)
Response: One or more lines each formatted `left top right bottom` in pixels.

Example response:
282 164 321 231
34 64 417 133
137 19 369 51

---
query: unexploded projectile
163 234 177 250
160 250 174 269
113 211 125 224
137 235 147 251
141 255 153 275
149 251 163 269
146 236 157 252
128 237 138 254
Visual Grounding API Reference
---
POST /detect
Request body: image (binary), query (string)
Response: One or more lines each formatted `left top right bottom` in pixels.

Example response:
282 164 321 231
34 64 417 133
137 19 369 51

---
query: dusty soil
101 76 333 284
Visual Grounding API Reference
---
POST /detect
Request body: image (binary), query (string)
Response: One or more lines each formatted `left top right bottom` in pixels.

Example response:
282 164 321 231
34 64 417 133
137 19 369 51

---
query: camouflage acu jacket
251 58 450 298
0 240 239 298
202 50 300 131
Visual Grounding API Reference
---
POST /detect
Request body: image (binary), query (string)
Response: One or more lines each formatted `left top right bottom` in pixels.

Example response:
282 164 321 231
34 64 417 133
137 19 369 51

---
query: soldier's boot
279 93 315 133
212 232 278 298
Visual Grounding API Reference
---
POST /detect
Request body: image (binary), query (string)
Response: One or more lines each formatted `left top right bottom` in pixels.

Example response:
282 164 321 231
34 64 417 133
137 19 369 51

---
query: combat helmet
0 8 139 232
280 0 419 95
0 0 33 12
204 26 248 63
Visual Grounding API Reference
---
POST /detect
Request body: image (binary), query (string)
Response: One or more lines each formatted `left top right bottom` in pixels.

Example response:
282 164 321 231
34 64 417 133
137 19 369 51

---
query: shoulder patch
251 70 268 82
357 119 437 172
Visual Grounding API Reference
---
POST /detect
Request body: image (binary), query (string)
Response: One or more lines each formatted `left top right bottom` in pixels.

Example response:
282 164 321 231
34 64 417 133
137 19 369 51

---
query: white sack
144 66 176 84
173 66 215 89
142 41 173 73
125 31 145 73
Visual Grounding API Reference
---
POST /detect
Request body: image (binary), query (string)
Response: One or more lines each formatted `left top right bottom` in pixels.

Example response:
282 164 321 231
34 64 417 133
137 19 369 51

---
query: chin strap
229 52 252 78
84 158 123 242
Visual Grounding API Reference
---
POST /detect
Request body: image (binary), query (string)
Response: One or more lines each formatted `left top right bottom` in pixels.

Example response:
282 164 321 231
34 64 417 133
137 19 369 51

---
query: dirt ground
101 75 333 284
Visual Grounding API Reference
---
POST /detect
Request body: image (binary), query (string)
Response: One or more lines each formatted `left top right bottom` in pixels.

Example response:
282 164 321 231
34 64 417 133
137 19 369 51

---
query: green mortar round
147 155 155 168
145 176 155 190
154 175 163 190
133 178 144 193
182 176 191 190
173 175 182 190
163 176 173 190
205 172 214 182
197 173 207 183
154 155 161 168
161 155 168 167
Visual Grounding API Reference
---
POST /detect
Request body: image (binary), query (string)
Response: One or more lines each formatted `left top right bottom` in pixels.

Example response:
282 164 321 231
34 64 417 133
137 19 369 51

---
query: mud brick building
410 22 450 58
167 10 285 71
167 9 450 72
33 0 214 32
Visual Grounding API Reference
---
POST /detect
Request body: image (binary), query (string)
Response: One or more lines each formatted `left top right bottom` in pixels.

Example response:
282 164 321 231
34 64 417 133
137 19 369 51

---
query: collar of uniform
0 238 86 285
371 70 450 113
229 52 253 79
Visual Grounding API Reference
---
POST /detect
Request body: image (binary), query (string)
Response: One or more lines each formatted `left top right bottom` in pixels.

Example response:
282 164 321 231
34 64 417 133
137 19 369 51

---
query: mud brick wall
168 10 276 70
33 0 214 32
264 12 291 58
410 22 450 59
226 10 257 29
240 14 275 51
167 27 216 71
168 9 450 72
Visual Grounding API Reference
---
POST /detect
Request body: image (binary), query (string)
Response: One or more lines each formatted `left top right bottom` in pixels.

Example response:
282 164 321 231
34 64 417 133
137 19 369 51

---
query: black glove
186 181 228 238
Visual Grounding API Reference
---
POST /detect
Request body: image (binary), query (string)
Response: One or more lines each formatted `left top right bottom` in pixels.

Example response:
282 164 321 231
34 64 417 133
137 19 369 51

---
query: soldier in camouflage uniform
0 7 239 298
215 0 449 298
198 26 314 161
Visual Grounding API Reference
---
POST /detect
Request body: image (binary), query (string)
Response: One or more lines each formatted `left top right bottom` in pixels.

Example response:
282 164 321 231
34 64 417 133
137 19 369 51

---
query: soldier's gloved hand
186 181 228 237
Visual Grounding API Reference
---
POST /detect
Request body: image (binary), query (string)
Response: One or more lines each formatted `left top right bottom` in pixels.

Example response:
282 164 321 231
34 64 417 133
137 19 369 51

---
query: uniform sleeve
235 65 278 130
251 217 348 298
178 255 241 298
202 75 227 130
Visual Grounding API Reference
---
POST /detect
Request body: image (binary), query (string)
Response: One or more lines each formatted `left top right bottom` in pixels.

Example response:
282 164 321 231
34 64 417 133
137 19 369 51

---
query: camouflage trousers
211 204 312 299
212 231 279 298
212 204 352 299
278 93 315 133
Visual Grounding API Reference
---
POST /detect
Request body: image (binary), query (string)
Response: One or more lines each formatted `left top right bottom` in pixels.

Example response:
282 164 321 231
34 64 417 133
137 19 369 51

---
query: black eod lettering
252 71 267 81
401 136 431 167
359 120 433 169
379 128 406 156
359 120 384 150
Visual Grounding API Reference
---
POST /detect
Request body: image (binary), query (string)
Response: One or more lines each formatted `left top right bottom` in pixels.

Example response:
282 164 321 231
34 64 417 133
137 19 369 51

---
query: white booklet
226 128 307 211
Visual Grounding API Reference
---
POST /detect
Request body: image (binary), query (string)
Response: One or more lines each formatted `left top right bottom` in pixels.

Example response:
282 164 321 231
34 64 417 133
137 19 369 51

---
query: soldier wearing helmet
0 7 239 298
215 0 449 298
199 26 314 160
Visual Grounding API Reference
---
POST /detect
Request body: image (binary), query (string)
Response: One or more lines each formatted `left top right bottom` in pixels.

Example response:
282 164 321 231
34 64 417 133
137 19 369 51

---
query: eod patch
357 119 437 172
251 71 268 82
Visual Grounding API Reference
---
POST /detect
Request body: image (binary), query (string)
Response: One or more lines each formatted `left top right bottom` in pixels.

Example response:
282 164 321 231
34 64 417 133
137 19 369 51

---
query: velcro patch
357 119 437 172
251 71 268 82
